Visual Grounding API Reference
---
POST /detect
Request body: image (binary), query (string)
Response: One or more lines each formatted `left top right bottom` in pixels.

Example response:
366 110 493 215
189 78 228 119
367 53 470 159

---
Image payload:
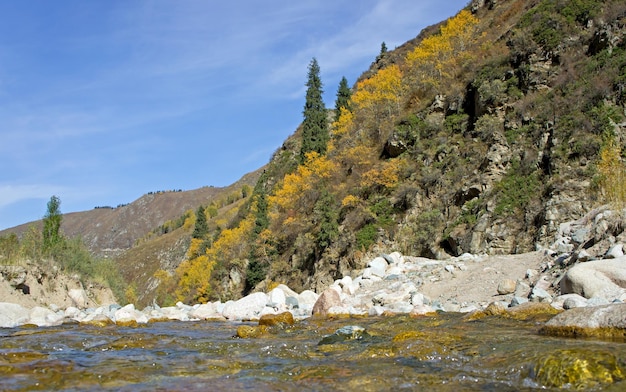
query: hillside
0 169 263 258
157 0 626 306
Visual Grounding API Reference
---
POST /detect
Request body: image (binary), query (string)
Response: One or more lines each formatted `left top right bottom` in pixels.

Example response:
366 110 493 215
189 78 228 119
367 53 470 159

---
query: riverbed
1 312 625 391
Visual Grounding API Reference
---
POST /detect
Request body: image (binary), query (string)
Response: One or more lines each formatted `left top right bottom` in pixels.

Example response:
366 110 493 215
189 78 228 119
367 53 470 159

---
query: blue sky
0 0 468 230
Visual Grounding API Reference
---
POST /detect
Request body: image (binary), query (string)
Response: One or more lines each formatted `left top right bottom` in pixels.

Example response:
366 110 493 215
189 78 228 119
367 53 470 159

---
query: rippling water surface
1 313 625 391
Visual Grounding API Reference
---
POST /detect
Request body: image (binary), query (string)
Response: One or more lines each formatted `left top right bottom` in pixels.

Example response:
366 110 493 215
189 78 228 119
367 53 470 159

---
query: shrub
356 223 378 251
494 160 541 216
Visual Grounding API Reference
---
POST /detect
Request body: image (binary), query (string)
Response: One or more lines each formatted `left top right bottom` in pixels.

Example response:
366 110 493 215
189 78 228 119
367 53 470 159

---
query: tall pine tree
300 58 328 163
334 76 352 122
192 205 208 239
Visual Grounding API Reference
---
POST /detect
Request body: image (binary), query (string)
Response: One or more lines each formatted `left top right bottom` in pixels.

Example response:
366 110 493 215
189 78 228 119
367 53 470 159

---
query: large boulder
312 288 342 318
0 302 30 328
221 292 268 321
541 303 626 338
28 306 64 327
560 258 626 301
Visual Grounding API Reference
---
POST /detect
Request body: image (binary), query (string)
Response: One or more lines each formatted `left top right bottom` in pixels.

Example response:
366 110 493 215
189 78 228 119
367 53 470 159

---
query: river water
1 312 625 391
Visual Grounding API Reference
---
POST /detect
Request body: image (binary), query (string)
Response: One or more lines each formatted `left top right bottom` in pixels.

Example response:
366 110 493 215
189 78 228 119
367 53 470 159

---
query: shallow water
1 313 625 391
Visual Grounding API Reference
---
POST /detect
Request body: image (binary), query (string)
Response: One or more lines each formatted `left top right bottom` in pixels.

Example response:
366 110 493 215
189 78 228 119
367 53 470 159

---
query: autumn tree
334 76 352 123
405 10 478 100
43 195 63 251
351 64 403 137
598 135 626 208
300 58 329 162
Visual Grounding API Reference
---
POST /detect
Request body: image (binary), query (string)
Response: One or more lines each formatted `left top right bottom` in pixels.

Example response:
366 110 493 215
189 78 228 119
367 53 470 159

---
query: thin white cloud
0 184 67 209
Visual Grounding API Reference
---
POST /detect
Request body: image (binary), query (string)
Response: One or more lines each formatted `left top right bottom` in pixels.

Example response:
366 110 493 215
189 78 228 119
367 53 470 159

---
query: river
1 312 625 391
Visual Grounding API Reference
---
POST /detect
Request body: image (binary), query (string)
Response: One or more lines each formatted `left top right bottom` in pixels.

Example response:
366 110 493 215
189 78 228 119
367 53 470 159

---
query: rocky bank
2 206 626 336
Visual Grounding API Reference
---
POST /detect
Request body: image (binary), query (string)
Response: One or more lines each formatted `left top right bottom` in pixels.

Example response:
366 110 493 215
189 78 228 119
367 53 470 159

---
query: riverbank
2 207 626 332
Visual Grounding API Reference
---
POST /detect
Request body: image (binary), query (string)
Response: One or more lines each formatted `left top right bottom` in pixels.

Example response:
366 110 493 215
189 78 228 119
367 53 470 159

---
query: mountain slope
1 169 263 257
162 0 626 304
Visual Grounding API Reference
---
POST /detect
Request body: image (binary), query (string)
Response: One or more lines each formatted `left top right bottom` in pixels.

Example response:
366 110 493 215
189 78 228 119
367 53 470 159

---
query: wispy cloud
0 184 67 209
0 0 468 229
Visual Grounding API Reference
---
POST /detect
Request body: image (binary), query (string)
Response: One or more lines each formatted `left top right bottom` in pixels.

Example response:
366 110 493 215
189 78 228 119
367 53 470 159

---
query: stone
560 258 626 300
541 303 626 338
68 288 89 309
575 249 592 262
0 302 30 328
268 287 287 308
285 296 299 308
409 304 436 316
587 297 610 307
534 275 552 292
188 303 223 320
236 325 268 338
222 292 268 321
497 279 516 295
368 257 388 277
114 304 149 325
411 292 425 306
275 284 299 299
571 227 590 244
563 296 588 309
297 290 319 309
552 294 587 310
514 281 531 298
605 244 624 259
318 325 368 345
259 311 295 327
28 306 64 327
312 288 342 318
530 287 552 303
79 313 113 327
510 296 528 307
160 306 189 321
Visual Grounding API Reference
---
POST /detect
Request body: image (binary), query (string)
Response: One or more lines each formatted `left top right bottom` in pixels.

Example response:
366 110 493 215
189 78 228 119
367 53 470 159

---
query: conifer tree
334 76 352 123
376 42 388 63
300 58 328 163
192 205 208 239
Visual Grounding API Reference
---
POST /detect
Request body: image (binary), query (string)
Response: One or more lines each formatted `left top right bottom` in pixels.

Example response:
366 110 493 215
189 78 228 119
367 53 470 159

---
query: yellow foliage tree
598 138 626 208
174 212 256 303
269 152 337 223
352 64 403 122
175 254 215 303
405 10 479 97
362 159 402 191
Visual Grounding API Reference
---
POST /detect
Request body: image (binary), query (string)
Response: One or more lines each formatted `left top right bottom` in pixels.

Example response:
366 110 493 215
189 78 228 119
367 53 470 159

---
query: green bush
356 223 378 250
494 160 541 216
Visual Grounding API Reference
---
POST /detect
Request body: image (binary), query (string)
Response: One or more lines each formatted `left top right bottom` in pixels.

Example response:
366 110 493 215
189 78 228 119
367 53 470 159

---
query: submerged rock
318 325 368 345
532 349 625 389
258 311 294 327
